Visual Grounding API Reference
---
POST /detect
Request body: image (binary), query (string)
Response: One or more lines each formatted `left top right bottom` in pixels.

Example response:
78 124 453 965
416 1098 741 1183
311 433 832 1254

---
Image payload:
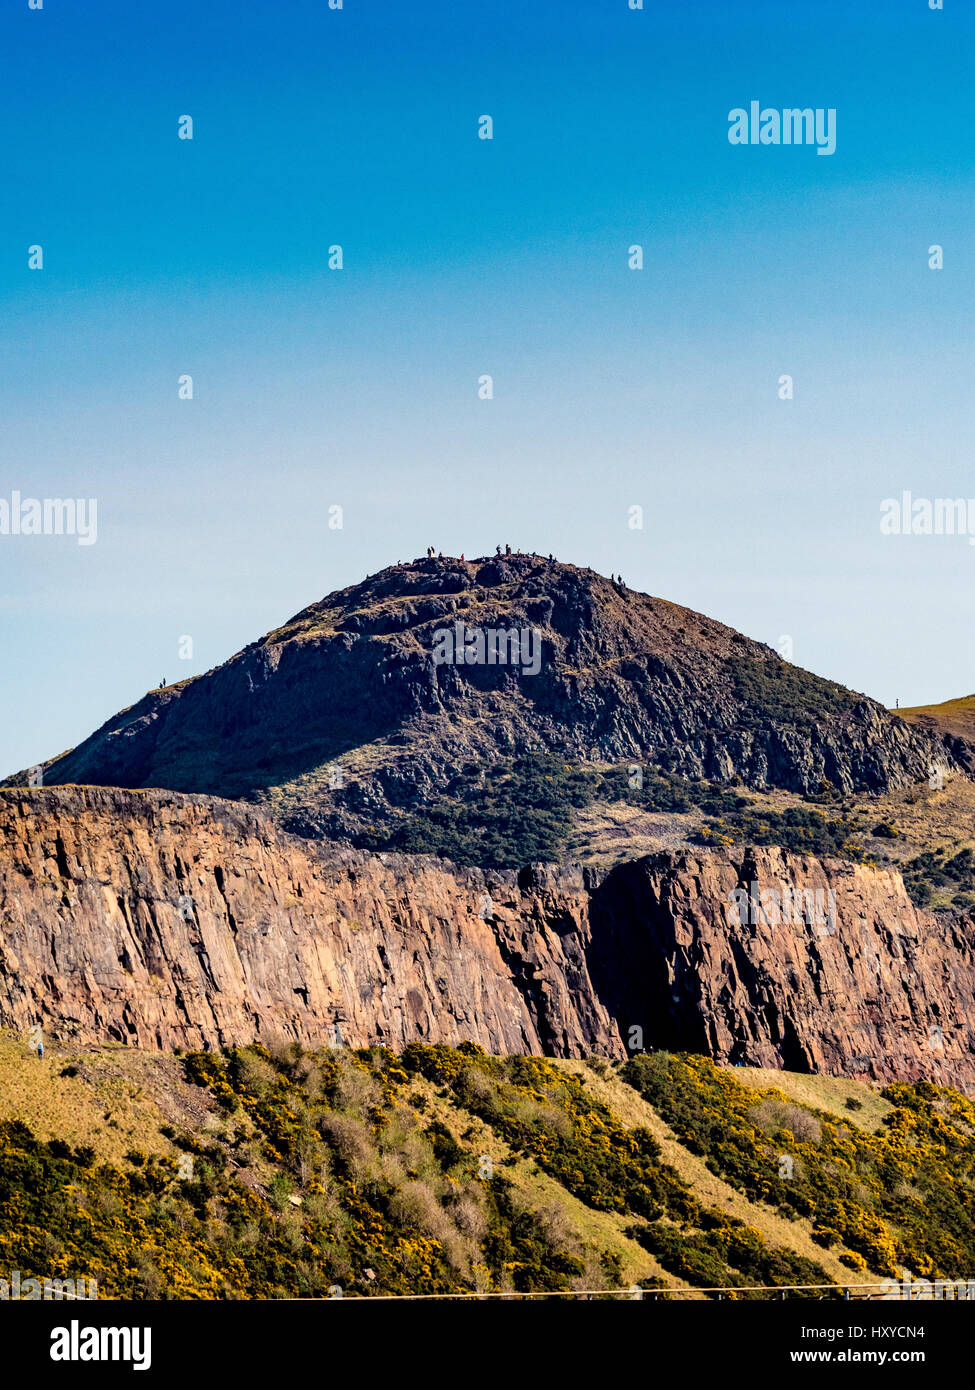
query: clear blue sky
1 0 972 774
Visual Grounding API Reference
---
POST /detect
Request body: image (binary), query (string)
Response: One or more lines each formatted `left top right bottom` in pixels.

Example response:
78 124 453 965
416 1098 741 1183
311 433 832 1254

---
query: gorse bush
691 803 867 860
627 1215 828 1299
0 1042 861 1299
398 1044 834 1298
400 1043 694 1223
359 754 586 867
621 1052 975 1281
902 847 975 910
0 1116 319 1298
8 1042 961 1300
0 1043 629 1299
180 1044 594 1296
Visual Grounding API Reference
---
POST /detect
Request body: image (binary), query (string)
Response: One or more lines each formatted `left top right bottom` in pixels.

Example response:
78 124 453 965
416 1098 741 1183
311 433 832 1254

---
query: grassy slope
398 1063 678 1289
554 1060 858 1287
896 696 975 742
0 1035 193 1164
729 1065 893 1134
4 1033 972 1299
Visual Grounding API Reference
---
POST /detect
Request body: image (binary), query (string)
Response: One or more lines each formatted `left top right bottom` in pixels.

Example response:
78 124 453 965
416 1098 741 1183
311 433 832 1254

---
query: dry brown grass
0 1034 200 1164
852 776 975 869
566 800 699 865
895 696 975 742
727 1066 893 1134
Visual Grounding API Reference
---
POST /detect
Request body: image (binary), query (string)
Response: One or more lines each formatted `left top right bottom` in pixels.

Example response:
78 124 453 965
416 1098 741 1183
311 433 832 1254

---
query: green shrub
621 1052 975 1281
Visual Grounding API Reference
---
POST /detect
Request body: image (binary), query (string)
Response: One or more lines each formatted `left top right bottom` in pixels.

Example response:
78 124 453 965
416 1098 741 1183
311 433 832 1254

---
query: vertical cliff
2 787 975 1091
586 848 975 1087
0 787 620 1057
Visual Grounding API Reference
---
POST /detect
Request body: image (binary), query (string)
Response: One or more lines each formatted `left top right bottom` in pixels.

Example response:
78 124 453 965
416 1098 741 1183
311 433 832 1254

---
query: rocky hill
3 785 974 1091
9 556 970 852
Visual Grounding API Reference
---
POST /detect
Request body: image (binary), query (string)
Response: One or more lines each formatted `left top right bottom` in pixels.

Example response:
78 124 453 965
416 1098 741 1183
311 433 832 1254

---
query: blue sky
1 0 972 773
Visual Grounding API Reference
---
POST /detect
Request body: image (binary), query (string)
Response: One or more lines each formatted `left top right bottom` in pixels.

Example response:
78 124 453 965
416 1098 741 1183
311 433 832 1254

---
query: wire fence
296 1279 975 1301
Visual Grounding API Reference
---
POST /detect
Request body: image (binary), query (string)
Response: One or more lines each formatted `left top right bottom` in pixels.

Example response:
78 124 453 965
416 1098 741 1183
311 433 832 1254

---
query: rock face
586 849 975 1088
11 556 971 846
2 787 975 1091
0 787 618 1058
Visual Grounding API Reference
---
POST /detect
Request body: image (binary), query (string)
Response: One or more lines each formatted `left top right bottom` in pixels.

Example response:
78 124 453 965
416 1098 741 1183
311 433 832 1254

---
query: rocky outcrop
2 787 975 1090
586 848 975 1088
11 557 971 846
0 787 619 1057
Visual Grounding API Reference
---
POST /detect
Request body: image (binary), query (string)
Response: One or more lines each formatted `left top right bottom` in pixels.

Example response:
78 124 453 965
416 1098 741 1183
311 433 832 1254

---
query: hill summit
13 553 970 848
